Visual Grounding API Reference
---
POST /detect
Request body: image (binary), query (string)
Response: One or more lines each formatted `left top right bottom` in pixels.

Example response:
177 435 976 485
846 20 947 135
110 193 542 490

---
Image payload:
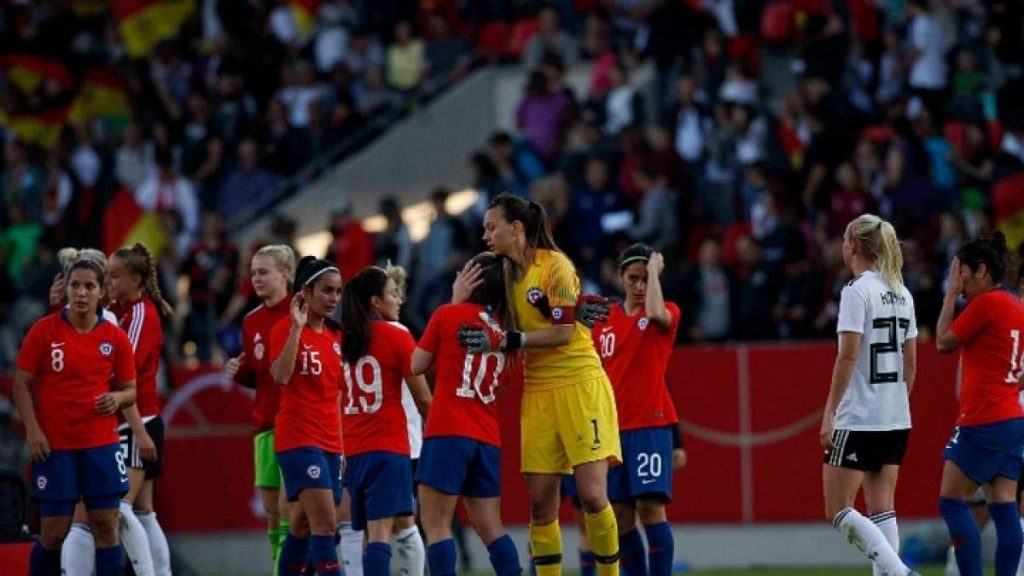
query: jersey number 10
1005 329 1024 385
457 352 505 404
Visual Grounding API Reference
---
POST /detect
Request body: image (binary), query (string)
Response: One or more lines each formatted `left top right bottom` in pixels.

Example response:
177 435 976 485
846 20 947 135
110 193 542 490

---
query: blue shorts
31 443 128 517
608 426 674 503
560 474 581 509
345 452 413 531
417 437 501 498
943 418 1024 485
277 447 343 504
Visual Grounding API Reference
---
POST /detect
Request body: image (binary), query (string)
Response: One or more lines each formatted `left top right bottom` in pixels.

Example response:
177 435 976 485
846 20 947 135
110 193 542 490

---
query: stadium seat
476 21 511 59
503 18 541 60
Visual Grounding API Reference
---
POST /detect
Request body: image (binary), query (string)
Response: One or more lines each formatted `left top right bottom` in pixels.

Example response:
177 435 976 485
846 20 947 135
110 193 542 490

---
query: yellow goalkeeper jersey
512 249 605 390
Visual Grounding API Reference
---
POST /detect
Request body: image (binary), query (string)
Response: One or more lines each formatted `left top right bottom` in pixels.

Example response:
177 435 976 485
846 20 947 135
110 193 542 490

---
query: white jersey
390 321 423 459
835 270 918 431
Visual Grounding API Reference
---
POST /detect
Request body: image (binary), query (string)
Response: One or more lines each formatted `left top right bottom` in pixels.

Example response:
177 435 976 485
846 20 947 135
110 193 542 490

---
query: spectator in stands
210 68 258 153
676 236 732 343
424 13 473 91
314 0 353 74
524 6 578 72
733 235 779 340
41 156 73 231
278 60 326 130
387 20 427 93
375 196 413 272
773 252 824 340
0 202 43 290
821 162 877 240
135 147 200 260
180 91 226 208
178 211 239 362
629 162 680 254
568 157 626 283
324 197 375 281
487 132 546 197
219 139 281 221
670 75 712 166
905 0 951 118
603 64 642 135
115 124 155 192
410 188 469 331
1 140 44 227
516 70 573 164
360 66 404 115
346 28 386 79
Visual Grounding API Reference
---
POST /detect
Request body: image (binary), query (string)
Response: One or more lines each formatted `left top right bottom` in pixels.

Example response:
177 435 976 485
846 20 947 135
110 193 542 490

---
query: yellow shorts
520 374 622 474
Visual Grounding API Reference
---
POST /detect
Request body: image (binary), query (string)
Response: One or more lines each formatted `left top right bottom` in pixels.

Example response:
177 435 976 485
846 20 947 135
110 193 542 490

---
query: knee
636 501 666 526
473 522 505 546
290 518 311 538
91 517 118 547
266 510 281 528
39 524 69 550
577 491 609 515
529 496 558 525
612 505 635 534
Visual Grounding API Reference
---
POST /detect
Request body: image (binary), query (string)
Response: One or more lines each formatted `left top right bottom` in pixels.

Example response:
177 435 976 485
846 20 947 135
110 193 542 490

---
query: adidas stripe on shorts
823 429 910 472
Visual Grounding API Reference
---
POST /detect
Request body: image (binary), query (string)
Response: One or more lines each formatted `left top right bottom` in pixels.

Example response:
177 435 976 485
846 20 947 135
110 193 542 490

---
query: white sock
136 510 172 576
61 523 96 576
834 507 909 576
339 521 364 576
870 511 899 576
393 525 425 575
120 500 155 576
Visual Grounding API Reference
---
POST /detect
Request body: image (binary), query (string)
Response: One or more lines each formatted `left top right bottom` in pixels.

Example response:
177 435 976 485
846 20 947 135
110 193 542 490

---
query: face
483 207 520 256
251 254 289 301
959 262 991 300
841 229 855 270
66 268 105 315
106 256 139 301
621 263 649 306
371 278 402 321
304 272 343 318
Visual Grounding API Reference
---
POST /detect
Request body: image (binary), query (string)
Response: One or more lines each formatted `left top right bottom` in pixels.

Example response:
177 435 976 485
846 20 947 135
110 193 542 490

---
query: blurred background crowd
1 0 1023 374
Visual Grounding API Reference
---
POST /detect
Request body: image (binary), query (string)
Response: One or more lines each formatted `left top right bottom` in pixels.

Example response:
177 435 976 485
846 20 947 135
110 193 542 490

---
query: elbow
936 343 952 354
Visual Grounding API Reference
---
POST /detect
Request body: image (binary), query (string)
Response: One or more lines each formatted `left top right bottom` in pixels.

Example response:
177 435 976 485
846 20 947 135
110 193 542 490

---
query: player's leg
612 501 643 576
463 441 520 576
419 484 459 576
825 465 910 575
638 498 673 576
281 497 312 576
134 416 170 576
256 430 285 572
61 502 96 576
392 513 424 575
522 386 571 576
365 517 396 576
298 487 341 576
362 453 415 576
864 464 901 576
119 467 155 576
337 487 363 576
31 450 76 576
525 473 563 576
85 504 122 576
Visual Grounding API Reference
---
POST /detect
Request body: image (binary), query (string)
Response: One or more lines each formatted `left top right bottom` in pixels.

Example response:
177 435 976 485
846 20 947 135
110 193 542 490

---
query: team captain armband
550 305 575 325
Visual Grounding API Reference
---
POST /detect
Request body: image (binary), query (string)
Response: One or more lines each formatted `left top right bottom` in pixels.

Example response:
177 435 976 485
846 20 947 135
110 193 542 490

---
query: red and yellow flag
69 69 134 132
103 187 170 257
291 0 320 38
2 106 69 149
0 54 73 95
111 0 196 59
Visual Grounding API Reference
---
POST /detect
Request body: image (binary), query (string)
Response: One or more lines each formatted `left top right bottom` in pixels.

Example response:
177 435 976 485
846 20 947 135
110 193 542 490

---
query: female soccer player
458 192 622 575
14 258 137 576
819 214 920 576
339 266 431 576
591 244 680 576
270 256 345 576
225 244 295 570
410 251 522 576
936 232 1024 576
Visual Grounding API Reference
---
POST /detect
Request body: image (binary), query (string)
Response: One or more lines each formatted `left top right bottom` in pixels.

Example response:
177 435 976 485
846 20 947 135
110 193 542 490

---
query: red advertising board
155 343 960 531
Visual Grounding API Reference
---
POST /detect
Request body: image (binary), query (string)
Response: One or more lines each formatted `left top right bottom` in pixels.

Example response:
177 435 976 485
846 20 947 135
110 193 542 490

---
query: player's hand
49 273 65 308
819 412 836 452
290 294 308 329
647 251 665 276
946 257 963 298
225 353 245 379
136 430 157 462
95 393 120 416
452 261 483 304
457 321 506 353
27 427 50 462
672 447 687 470
576 294 610 329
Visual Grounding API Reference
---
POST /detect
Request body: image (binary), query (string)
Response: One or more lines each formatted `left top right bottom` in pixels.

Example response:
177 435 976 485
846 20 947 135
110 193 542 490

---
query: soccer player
270 256 345 576
591 244 680 576
410 251 522 576
339 266 431 576
458 192 622 575
819 214 921 576
936 231 1024 576
13 258 138 576
225 244 296 573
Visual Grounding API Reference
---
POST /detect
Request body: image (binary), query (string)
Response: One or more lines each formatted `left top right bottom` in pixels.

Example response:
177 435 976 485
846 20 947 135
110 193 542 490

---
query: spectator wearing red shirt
179 211 239 362
937 232 1024 575
270 257 345 576
325 198 376 282
13 259 137 576
411 252 522 576
225 244 295 573
339 266 431 576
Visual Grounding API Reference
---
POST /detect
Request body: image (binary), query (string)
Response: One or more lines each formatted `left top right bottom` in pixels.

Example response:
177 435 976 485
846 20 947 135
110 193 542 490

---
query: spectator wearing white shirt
906 0 951 118
134 148 199 259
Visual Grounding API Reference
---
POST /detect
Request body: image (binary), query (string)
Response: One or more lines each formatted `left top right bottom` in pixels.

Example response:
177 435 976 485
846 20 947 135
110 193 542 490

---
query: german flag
0 54 73 95
111 0 196 59
290 0 320 38
103 186 171 257
1 106 69 149
70 69 134 132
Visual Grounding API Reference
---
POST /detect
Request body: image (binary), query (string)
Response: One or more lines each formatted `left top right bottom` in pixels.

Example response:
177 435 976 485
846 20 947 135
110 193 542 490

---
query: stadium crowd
0 0 1022 366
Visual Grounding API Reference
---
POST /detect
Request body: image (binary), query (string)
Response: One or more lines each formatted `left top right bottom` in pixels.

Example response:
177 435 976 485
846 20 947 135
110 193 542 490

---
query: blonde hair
254 244 297 288
58 247 106 275
385 261 407 303
846 214 904 292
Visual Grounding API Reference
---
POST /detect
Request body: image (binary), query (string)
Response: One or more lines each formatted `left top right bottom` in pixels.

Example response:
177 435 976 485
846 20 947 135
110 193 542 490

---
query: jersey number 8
343 356 383 415
50 349 64 372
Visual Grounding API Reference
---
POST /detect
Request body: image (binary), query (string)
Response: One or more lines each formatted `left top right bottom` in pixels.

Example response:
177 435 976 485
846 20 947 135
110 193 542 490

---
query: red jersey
235 297 291 432
109 295 163 418
341 320 416 457
17 312 136 449
950 289 1024 426
270 318 344 454
591 302 681 431
418 304 510 447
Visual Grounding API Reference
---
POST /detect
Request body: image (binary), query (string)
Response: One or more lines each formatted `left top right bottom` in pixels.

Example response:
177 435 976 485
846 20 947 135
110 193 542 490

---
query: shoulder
244 304 266 322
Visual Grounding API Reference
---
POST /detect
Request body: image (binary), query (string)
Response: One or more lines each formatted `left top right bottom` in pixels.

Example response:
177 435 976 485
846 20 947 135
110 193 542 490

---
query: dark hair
113 243 173 317
487 192 560 253
66 260 108 315
340 266 390 364
466 252 515 331
618 243 653 272
295 255 341 289
957 230 1011 284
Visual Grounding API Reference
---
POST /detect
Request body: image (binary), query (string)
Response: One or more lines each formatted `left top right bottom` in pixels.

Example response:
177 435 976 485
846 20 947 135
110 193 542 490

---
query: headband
619 255 650 268
303 265 340 287
67 259 106 280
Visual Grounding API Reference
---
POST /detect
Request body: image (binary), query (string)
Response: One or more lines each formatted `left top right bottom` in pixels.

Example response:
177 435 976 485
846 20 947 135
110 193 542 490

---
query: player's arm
98 378 136 415
12 368 48 462
937 258 965 353
644 252 672 329
405 374 432 418
271 325 301 385
904 337 918 395
410 348 433 376
820 331 862 451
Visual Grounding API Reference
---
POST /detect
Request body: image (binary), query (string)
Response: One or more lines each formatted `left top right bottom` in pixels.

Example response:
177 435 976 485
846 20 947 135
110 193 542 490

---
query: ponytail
487 192 561 253
846 214 904 293
340 266 389 364
114 243 173 317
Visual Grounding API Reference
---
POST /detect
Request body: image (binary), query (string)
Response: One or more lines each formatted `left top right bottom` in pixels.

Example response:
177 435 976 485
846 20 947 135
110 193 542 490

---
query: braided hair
112 243 174 317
